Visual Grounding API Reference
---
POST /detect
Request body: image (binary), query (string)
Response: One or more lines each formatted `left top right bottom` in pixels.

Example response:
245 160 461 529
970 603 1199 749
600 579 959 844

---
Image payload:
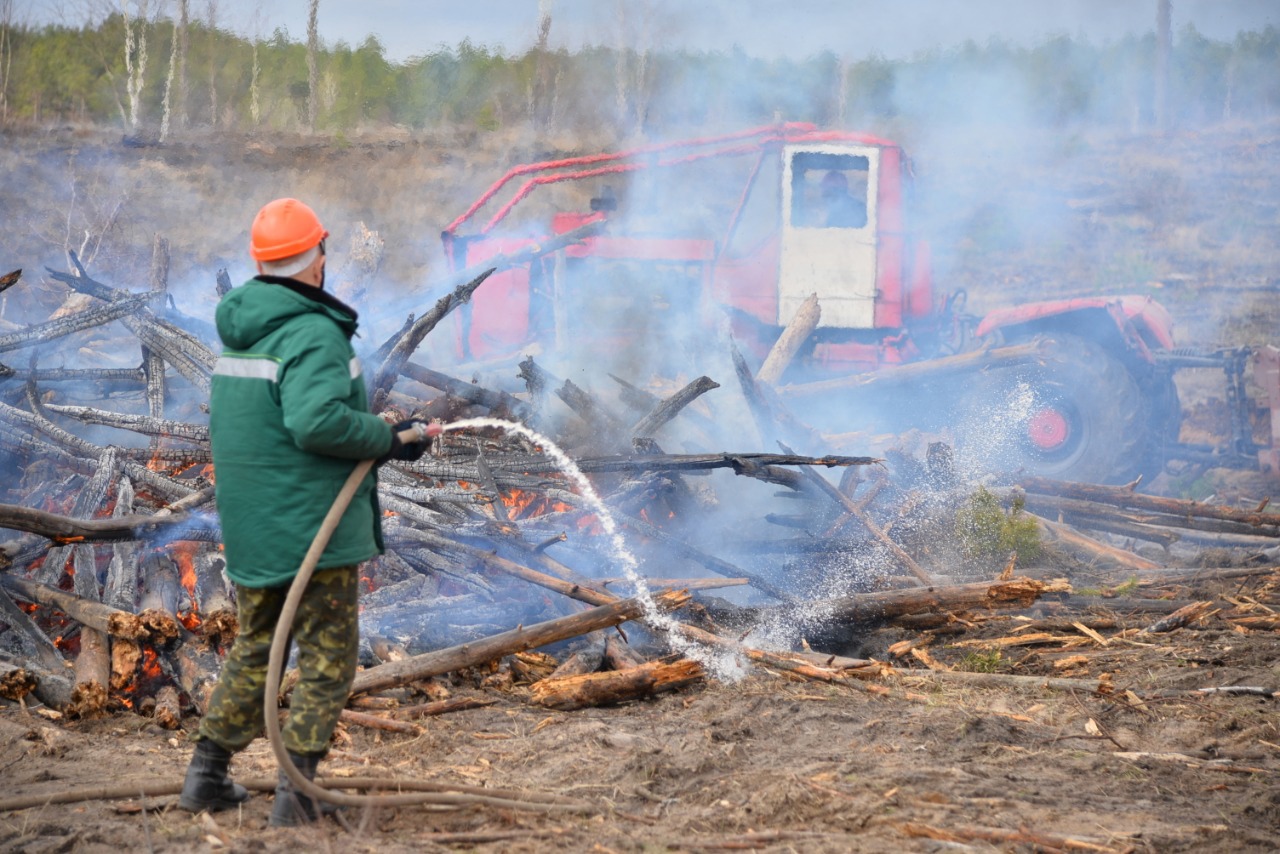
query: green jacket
210 276 393 588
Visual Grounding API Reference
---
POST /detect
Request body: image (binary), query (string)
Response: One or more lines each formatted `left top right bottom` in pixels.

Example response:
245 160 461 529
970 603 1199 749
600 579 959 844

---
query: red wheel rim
1028 407 1070 450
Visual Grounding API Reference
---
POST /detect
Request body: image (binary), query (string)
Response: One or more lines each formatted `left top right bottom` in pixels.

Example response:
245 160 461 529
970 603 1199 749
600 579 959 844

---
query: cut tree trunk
1033 515 1160 571
0 575 149 640
67 627 110 719
757 292 820 386
529 657 704 710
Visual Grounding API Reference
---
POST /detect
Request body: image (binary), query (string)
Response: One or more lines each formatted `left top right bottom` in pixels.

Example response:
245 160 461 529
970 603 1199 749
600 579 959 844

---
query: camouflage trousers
196 565 360 757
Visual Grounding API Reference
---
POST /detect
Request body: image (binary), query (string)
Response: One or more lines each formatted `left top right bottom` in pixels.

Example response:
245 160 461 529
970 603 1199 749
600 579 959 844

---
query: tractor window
790 152 869 229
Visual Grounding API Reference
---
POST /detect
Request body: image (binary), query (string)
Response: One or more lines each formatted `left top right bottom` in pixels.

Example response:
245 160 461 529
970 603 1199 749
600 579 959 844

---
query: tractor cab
441 124 932 376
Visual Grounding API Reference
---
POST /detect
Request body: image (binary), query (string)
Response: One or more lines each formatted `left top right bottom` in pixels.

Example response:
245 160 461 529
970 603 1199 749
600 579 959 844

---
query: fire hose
262 422 579 815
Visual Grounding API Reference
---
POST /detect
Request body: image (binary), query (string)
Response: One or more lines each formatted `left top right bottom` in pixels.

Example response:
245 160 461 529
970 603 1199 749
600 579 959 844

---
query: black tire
955 334 1153 484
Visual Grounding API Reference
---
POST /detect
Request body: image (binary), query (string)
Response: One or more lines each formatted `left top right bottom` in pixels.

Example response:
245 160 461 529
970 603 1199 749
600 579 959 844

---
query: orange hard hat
249 198 329 261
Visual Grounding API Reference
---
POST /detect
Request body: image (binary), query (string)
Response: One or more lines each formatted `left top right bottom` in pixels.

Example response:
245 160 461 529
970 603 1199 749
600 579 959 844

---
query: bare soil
3 120 1280 852
4 563 1280 853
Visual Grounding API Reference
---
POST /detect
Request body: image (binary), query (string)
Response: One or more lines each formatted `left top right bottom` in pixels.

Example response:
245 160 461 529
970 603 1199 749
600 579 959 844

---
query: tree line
0 11 1276 137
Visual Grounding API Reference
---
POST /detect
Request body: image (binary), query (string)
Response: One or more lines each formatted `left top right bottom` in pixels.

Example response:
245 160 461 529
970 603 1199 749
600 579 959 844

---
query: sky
23 0 1280 63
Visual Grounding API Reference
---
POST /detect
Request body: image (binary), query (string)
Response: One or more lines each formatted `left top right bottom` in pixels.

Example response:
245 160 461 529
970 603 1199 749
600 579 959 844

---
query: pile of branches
0 231 1003 728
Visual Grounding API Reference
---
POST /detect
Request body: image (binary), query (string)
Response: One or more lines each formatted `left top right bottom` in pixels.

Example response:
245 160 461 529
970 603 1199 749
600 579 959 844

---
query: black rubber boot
269 752 335 827
178 740 251 813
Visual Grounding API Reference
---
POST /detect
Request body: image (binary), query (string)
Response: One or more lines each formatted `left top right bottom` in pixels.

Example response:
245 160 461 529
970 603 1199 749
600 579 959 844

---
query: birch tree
307 0 319 132
121 0 153 130
159 1 181 138
614 0 655 137
528 0 555 130
175 0 188 128
0 0 15 125
205 0 217 126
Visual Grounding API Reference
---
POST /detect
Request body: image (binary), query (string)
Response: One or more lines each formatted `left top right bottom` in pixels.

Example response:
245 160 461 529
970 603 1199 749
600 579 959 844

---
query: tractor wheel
956 334 1154 484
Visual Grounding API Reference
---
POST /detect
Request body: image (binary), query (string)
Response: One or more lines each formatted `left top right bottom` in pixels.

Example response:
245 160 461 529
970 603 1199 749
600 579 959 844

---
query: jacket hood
216 276 359 350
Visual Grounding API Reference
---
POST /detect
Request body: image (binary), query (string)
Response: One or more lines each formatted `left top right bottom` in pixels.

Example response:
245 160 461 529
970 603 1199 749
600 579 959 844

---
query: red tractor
441 123 1279 485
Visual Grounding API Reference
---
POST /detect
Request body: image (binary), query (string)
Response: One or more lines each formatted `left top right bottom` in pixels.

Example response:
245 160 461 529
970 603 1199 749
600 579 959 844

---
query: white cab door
778 144 879 329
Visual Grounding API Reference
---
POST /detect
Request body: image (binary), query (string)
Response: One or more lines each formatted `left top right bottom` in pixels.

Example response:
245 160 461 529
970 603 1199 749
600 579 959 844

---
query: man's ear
256 262 265 275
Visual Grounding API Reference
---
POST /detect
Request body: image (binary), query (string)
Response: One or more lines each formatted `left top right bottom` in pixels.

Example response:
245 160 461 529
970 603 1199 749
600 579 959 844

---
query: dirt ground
3 560 1280 853
2 120 1280 851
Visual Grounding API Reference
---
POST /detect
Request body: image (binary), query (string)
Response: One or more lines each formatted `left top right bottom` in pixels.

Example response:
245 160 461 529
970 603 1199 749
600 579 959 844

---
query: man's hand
377 420 435 465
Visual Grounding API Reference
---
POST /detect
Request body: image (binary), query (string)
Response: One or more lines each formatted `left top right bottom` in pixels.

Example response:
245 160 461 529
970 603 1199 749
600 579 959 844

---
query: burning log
0 655 73 710
0 588 68 676
610 372 719 437
169 629 221 713
0 575 148 640
0 293 153 355
731 343 823 451
0 400 197 503
350 589 691 697
68 628 110 719
372 266 498 401
151 684 182 729
630 376 720 439
557 378 628 437
400 362 532 422
0 363 147 385
0 502 215 545
529 657 704 710
42 405 209 443
195 552 237 648
47 251 218 392
0 660 36 701
110 640 142 692
136 554 181 644
104 478 139 612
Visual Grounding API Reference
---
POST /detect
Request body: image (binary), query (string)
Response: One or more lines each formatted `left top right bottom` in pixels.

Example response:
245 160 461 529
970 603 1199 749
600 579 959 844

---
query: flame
171 541 200 601
499 488 573 521
169 541 202 630
141 647 163 680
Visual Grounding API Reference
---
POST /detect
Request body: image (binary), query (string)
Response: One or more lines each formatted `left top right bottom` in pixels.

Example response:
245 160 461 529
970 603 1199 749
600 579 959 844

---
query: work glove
376 420 436 465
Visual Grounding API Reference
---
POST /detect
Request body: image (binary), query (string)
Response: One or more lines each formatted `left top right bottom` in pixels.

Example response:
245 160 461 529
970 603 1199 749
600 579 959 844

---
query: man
179 198 428 825
818 170 867 228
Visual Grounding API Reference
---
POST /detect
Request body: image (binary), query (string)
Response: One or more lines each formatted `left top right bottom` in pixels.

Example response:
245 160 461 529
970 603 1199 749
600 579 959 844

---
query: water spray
264 418 738 814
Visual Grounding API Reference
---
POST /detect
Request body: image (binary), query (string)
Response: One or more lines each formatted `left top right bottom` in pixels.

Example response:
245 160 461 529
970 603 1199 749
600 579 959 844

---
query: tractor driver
818 170 867 228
